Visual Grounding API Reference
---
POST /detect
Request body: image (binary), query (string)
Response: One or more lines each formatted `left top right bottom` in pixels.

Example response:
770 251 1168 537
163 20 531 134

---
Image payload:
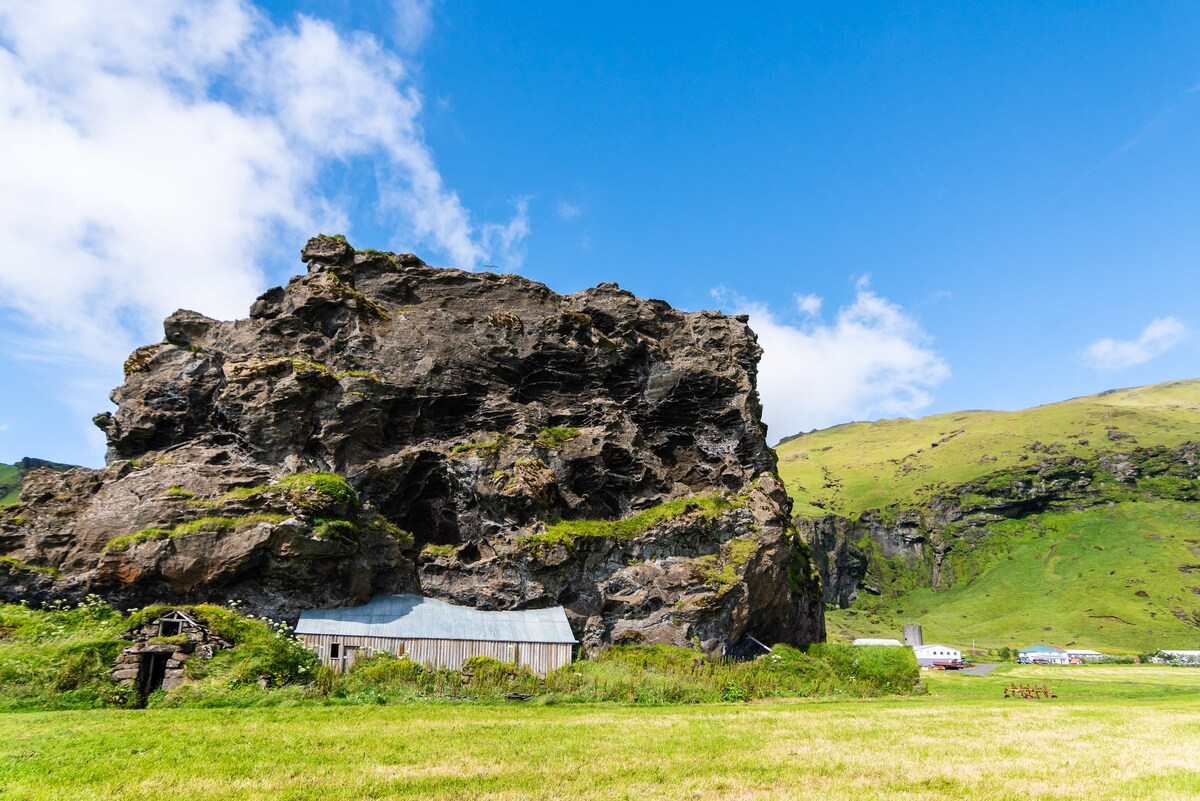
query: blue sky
1 1 1198 467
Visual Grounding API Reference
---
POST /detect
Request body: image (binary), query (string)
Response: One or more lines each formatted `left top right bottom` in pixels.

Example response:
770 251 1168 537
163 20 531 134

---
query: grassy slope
825 501 1200 651
776 378 1200 518
0 463 20 505
2 666 1198 800
774 378 1200 651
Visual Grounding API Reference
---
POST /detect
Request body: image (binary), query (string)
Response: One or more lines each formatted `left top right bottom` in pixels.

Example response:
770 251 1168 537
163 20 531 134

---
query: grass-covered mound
776 378 1200 517
0 600 316 710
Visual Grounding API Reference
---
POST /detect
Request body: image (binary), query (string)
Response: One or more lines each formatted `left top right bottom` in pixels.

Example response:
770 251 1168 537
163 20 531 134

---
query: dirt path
962 662 1003 676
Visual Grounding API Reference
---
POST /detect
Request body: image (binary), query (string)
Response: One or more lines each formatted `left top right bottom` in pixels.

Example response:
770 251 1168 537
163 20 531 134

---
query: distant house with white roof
1018 645 1070 664
852 638 904 647
1064 649 1105 661
912 644 962 666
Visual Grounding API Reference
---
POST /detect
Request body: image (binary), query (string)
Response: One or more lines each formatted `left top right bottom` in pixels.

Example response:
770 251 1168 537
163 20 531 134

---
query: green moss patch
524 494 744 550
221 472 358 515
534 426 581 449
104 514 288 552
692 535 760 589
0 556 60 579
450 433 510 456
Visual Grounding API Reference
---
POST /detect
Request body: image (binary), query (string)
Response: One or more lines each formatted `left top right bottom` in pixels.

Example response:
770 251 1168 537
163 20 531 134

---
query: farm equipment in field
1003 683 1056 699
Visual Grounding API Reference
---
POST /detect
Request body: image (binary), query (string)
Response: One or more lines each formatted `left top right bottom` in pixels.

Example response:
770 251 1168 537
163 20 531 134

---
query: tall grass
0 601 918 710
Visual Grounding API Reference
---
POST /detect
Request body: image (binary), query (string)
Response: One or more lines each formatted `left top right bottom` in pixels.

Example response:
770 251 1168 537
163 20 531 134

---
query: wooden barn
295 595 576 676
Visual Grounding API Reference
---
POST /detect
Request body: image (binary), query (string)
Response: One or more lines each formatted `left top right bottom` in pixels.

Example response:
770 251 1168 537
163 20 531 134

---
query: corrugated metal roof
295 595 576 644
852 638 904 646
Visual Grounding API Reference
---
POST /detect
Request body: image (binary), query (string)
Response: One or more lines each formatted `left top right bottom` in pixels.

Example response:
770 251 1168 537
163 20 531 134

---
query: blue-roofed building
295 595 576 675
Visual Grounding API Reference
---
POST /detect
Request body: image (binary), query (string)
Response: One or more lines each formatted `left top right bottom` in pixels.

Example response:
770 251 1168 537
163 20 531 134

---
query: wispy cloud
480 198 531 270
1084 317 1188 371
795 293 822 316
390 0 434 51
555 200 583 220
0 0 527 372
715 280 950 440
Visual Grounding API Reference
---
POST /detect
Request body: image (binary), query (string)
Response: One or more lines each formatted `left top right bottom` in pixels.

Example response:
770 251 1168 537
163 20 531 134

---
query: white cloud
795 293 822 316
717 283 950 441
0 422 9 433
391 0 434 52
555 200 583 220
1084 317 1188 371
0 0 527 374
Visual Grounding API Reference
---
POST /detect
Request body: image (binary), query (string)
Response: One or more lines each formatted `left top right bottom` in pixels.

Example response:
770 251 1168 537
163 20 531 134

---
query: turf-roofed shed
295 595 576 676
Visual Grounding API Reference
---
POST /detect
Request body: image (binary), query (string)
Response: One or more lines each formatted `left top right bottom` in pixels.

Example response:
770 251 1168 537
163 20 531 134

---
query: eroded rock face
0 236 824 653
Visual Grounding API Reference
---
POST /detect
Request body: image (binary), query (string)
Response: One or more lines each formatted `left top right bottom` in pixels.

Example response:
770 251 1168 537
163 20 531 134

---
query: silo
903 623 923 646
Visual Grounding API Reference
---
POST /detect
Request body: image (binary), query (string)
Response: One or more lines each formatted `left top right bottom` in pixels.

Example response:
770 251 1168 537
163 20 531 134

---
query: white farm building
912 644 962 667
296 595 576 676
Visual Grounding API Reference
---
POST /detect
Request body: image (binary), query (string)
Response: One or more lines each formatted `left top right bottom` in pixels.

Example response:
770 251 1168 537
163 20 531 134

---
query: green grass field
775 378 1200 517
826 500 1200 651
1 665 1197 800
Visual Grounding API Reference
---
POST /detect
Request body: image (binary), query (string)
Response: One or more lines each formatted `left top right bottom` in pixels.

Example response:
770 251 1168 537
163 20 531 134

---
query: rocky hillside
0 235 824 654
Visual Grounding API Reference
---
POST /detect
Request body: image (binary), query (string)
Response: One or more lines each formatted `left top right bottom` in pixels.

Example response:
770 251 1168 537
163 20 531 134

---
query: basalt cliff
0 236 824 653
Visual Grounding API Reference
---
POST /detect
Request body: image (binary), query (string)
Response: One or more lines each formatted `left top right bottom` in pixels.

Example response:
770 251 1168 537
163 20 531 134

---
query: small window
330 643 341 660
159 620 182 637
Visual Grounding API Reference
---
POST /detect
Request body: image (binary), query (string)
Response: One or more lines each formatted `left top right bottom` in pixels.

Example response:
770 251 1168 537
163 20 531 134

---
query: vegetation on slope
776 378 1200 518
826 500 1200 651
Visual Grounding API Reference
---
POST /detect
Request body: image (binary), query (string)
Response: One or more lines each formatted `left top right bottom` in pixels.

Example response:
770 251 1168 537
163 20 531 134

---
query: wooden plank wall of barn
300 634 573 676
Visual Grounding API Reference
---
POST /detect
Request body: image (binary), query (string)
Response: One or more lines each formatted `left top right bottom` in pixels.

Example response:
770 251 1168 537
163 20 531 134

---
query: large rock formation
0 236 824 653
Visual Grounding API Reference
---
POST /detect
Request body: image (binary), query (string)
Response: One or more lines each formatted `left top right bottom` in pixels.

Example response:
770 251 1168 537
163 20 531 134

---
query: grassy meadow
775 378 1200 517
825 500 1200 651
1 664 1198 800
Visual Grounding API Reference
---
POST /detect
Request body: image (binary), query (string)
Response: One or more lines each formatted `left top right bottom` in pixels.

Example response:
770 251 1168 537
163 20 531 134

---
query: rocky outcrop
799 442 1200 607
0 235 824 654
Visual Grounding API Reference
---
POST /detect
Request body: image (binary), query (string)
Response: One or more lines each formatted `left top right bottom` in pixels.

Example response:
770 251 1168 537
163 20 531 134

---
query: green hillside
0 463 21 505
824 501 1200 652
776 378 1200 518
